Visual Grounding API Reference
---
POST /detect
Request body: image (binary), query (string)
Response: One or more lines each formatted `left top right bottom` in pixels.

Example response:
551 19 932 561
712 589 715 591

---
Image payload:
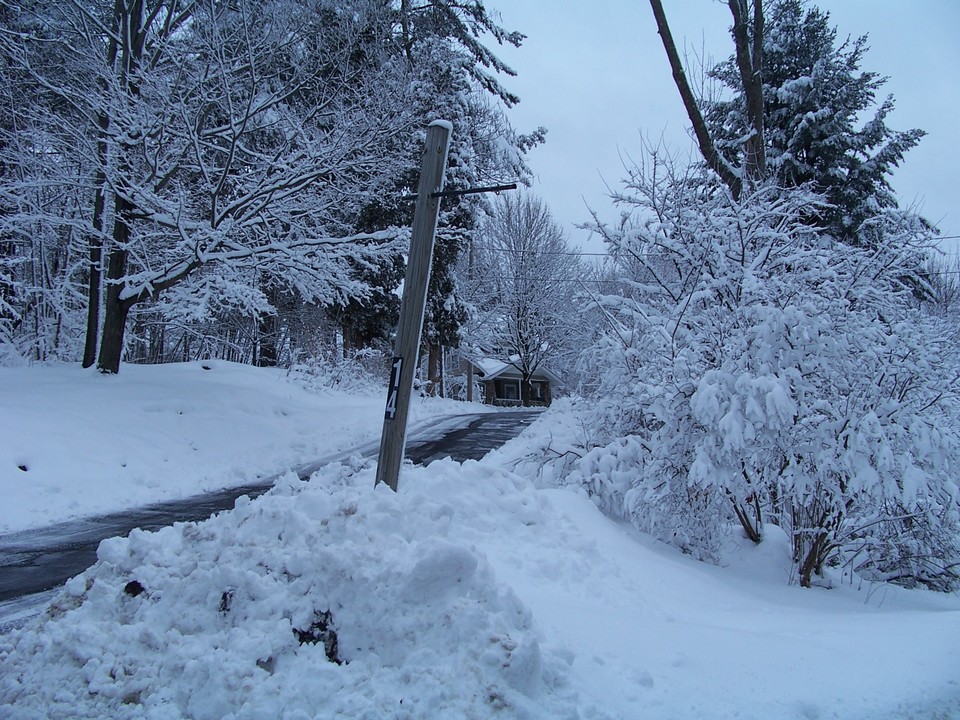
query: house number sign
384 357 403 420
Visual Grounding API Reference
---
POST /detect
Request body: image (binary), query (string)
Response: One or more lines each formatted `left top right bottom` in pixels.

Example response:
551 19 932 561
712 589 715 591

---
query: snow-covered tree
704 0 926 246
465 193 581 405
576 148 959 588
0 0 91 362
606 0 960 588
289 1 544 389
1 0 418 372
1 0 544 371
923 256 960 319
392 4 543 390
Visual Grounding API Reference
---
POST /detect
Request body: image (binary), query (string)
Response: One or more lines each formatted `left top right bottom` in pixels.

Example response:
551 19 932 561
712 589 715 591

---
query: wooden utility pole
375 121 452 491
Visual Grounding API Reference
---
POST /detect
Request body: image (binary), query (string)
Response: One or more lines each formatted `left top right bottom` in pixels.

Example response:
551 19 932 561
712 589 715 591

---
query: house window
501 380 520 400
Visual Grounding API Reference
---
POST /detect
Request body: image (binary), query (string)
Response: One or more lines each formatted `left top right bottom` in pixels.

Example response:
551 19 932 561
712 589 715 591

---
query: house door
531 381 545 403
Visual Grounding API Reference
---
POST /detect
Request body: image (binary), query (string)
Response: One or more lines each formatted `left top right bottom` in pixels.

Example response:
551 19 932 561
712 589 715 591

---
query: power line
480 234 960 259
469 266 960 284
482 247 607 257
466 275 610 284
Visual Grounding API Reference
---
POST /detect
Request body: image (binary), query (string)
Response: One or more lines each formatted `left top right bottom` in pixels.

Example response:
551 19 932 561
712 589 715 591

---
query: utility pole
375 121 452 491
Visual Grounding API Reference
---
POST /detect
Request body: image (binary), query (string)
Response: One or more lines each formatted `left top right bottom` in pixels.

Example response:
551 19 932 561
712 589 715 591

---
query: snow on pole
375 121 452 491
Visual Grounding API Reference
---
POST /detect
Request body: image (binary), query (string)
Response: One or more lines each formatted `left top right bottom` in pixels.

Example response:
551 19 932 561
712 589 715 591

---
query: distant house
467 357 560 407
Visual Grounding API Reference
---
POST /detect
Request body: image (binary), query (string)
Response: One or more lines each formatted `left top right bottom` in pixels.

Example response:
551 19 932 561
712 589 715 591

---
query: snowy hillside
1 364 959 718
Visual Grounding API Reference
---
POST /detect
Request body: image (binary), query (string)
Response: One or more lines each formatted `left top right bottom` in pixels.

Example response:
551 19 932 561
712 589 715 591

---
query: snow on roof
474 357 510 378
471 357 561 384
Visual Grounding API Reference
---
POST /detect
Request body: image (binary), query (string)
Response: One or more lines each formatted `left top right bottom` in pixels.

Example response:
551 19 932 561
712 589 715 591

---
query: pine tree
705 0 925 244
350 2 543 392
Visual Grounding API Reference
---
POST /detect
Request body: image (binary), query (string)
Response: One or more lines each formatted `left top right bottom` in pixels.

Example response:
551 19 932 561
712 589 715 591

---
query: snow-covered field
2 362 959 718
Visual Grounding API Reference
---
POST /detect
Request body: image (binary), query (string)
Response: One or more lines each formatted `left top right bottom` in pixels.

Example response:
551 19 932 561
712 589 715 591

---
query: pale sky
492 1 960 256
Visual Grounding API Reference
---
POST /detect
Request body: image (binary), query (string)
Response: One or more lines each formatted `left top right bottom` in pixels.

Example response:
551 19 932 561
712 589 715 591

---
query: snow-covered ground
0 360 480 533
2 363 959 718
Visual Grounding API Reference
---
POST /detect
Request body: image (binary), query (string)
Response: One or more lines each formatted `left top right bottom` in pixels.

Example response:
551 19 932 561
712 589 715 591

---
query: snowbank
0 463 587 719
3 454 959 718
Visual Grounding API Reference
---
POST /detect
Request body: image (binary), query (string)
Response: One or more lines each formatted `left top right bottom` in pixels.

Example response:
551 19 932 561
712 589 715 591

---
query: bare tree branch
648 0 743 199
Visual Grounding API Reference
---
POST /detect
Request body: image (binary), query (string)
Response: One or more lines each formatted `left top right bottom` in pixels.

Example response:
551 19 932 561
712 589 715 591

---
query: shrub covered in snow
287 349 390 395
575 158 960 588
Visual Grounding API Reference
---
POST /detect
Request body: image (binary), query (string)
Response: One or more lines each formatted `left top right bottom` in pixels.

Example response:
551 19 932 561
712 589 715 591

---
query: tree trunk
82 7 120 368
98 292 132 374
649 0 743 200
96 195 134 374
82 179 107 368
732 499 763 543
341 317 354 358
149 322 164 364
798 531 830 588
93 0 144 374
438 345 445 398
793 503 840 588
728 0 766 180
427 343 441 396
258 312 279 367
399 0 414 63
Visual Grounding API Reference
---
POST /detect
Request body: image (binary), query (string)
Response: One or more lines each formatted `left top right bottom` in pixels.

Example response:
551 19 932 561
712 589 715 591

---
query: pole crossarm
433 182 518 198
402 182 517 202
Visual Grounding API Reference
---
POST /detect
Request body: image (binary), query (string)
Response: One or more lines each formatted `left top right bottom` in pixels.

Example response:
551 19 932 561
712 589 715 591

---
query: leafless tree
2 0 416 372
466 193 582 404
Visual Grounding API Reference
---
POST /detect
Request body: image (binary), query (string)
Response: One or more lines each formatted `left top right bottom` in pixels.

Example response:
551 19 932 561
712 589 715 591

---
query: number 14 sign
384 357 403 420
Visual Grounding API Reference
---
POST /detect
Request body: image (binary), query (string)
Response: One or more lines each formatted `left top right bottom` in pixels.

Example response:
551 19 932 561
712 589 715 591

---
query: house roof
471 357 562 385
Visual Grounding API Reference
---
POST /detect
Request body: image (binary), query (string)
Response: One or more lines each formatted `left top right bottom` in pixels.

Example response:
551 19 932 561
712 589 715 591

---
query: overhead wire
476 234 960 259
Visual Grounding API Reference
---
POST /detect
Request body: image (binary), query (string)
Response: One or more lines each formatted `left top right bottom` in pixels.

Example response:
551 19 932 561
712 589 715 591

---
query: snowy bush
287 349 387 395
576 157 960 588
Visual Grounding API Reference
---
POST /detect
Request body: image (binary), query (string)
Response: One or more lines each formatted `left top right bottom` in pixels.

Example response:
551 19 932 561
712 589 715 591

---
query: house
467 357 560 407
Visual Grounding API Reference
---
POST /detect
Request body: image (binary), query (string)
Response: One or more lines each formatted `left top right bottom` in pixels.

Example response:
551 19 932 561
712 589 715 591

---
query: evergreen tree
705 0 925 244
346 2 543 391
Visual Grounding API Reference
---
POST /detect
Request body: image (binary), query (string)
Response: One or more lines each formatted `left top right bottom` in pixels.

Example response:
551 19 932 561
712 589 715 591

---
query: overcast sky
492 1 960 256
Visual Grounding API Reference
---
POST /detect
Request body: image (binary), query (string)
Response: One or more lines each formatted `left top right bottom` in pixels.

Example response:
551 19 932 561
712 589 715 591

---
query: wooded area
0 0 555 384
